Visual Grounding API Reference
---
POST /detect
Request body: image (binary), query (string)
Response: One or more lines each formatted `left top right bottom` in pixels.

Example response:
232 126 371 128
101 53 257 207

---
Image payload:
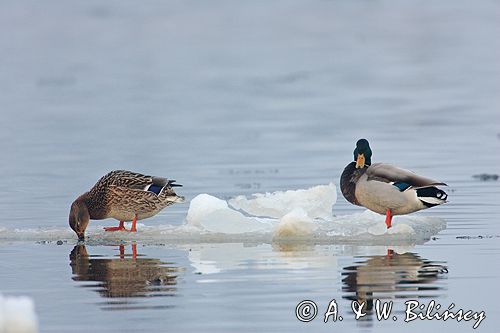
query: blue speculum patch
147 184 163 195
392 182 411 191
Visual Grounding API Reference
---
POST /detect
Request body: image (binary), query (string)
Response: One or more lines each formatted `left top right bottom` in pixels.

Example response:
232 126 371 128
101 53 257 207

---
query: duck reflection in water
342 250 448 316
70 244 180 299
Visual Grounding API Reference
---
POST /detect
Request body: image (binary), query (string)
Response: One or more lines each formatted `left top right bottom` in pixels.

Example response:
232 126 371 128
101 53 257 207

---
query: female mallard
340 139 447 229
69 170 184 241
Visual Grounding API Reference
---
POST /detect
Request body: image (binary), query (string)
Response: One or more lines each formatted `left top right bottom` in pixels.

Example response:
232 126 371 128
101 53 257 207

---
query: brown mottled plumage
69 170 184 241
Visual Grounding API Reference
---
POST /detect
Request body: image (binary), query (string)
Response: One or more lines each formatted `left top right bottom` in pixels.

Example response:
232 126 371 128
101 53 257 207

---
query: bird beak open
356 153 365 168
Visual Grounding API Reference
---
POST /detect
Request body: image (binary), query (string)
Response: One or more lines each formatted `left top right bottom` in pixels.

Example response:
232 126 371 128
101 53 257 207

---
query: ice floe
229 183 337 219
0 184 446 245
273 208 318 240
185 193 274 233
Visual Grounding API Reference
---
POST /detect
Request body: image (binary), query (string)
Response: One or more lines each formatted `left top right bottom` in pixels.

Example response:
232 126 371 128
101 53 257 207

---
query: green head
353 138 372 168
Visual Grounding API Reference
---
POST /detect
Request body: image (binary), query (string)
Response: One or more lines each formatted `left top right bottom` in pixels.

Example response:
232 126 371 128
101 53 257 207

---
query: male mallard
340 139 447 228
69 170 184 241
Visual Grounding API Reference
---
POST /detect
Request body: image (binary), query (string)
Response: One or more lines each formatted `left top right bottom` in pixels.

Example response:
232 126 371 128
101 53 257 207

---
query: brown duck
69 170 184 241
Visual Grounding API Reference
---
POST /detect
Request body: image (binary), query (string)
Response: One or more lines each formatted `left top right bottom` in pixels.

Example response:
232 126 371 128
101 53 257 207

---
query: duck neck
75 192 95 219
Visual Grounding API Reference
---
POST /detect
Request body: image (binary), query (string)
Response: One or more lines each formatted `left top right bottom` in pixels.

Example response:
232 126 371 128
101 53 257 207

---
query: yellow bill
356 153 365 168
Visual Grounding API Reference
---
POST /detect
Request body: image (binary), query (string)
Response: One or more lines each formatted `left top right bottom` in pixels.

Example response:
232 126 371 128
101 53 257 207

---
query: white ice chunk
388 223 415 234
185 194 229 228
325 210 445 241
185 194 273 233
0 294 38 333
367 222 388 236
273 208 318 240
229 183 337 219
195 208 273 234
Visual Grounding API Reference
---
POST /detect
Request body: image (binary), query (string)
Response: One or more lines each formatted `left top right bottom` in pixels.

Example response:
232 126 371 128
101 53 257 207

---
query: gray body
340 162 447 216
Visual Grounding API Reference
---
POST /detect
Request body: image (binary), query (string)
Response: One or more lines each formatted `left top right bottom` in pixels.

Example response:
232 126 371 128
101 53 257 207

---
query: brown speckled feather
92 170 155 190
85 170 184 221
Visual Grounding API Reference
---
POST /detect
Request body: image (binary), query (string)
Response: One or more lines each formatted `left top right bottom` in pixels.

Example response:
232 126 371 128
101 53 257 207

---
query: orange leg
385 209 392 229
132 243 137 259
104 220 127 232
130 215 137 232
118 244 137 259
119 244 125 259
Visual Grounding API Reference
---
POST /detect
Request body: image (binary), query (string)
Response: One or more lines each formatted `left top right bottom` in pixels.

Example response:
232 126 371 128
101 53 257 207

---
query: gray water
1 1 500 332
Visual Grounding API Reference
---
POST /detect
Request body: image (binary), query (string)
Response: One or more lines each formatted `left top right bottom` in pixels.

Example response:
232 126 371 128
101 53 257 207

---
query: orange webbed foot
104 221 127 232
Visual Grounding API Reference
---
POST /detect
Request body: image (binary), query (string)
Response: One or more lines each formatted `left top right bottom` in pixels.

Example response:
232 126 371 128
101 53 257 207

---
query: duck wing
366 163 446 188
98 170 181 193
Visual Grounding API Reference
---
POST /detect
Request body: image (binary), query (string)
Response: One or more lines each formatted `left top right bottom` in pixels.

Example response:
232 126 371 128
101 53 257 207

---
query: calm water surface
1 1 499 332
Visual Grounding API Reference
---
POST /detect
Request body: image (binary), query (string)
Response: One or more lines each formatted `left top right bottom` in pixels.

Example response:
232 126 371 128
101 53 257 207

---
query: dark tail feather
416 187 448 208
168 180 183 187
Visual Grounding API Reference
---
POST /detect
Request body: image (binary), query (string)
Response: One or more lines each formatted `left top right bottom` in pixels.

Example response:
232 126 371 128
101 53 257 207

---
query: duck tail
168 180 182 187
416 186 448 207
157 180 184 203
